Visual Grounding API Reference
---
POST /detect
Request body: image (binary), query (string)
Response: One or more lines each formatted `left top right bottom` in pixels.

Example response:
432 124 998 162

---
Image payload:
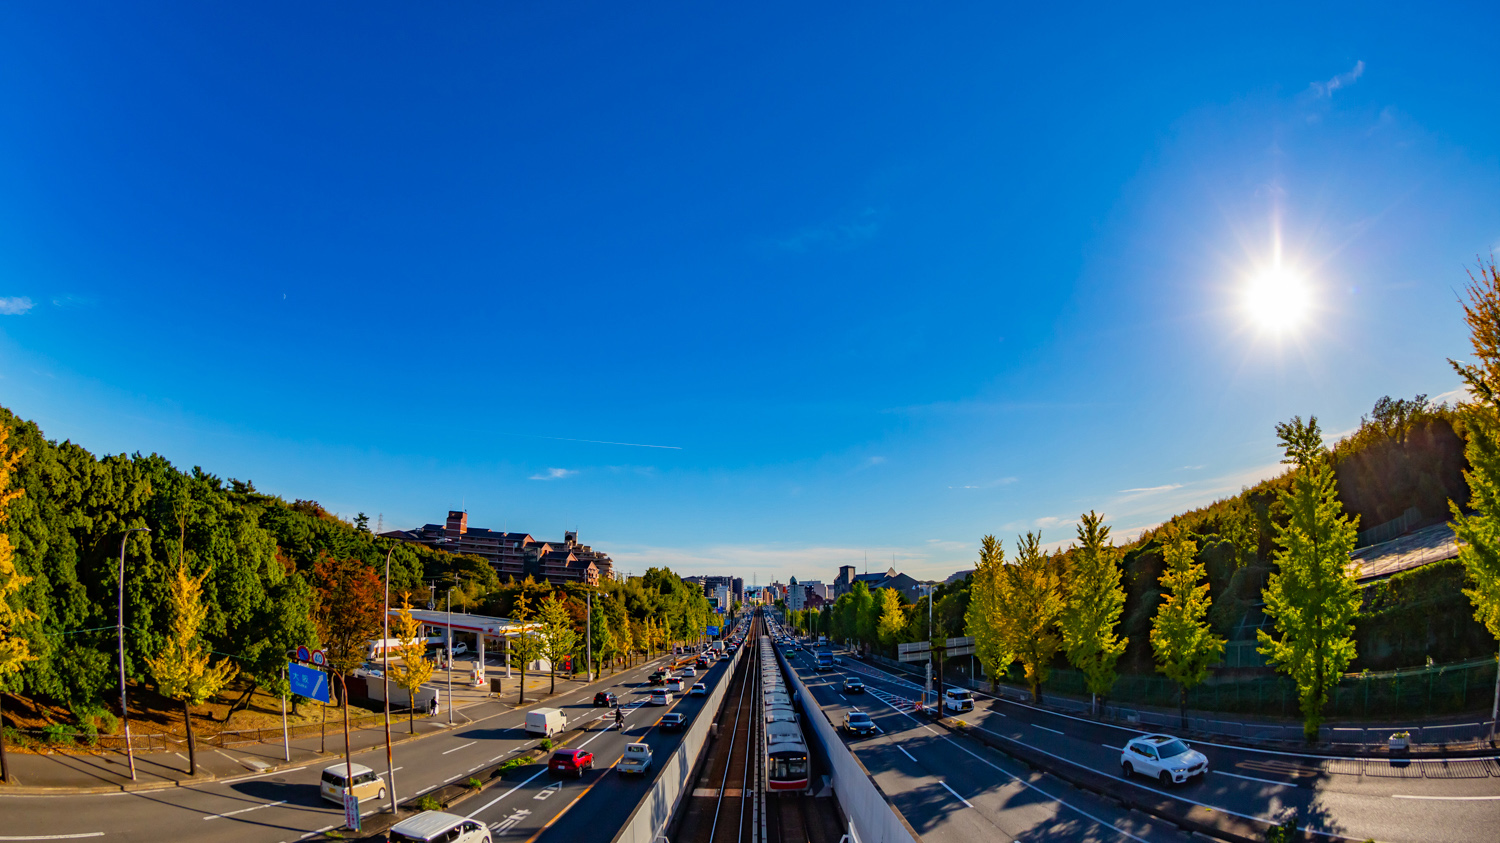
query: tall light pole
585 587 593 681
445 579 453 726
381 543 397 815
117 526 150 781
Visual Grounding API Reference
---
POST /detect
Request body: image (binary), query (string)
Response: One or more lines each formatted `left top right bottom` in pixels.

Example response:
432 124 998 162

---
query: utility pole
116 526 149 781
585 587 594 681
381 543 397 815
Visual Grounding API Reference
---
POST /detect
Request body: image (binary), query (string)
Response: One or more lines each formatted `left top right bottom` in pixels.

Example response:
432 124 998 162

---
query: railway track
675 616 762 843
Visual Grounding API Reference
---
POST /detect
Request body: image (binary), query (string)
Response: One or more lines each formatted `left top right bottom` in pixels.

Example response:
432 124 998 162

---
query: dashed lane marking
1034 725 1063 735
442 740 478 755
1213 770 1300 788
938 781 974 808
897 746 917 763
203 799 289 820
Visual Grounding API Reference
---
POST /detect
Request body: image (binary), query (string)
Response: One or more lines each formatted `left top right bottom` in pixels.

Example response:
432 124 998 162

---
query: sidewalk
0 658 659 793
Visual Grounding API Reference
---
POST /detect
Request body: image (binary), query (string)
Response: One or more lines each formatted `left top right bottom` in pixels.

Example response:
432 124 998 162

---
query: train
758 614 810 792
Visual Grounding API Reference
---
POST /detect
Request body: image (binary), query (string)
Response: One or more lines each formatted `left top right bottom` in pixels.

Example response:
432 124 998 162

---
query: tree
1060 512 1128 715
848 581 876 648
309 556 385 692
1449 257 1500 739
1257 416 1362 742
1150 526 1225 729
387 597 434 734
145 562 239 775
538 593 579 694
875 588 906 652
354 512 370 533
998 532 1064 703
509 592 546 705
966 535 1013 691
0 425 33 783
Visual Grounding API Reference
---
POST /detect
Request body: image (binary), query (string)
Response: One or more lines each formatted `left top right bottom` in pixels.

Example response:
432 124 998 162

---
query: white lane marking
0 828 107 834
938 781 974 808
443 740 478 755
466 768 548 817
1213 770 1300 788
219 765 306 785
897 746 917 763
379 766 404 778
0 836 107 840
1034 725 1063 735
204 799 289 820
1102 744 1121 751
1391 793 1500 801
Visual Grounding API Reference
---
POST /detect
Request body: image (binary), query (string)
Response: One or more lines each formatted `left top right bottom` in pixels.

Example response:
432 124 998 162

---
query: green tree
388 597 434 733
848 581 876 648
538 593 579 694
0 426 34 783
1060 512 1128 714
1257 416 1362 742
875 587 906 652
145 562 239 775
1449 257 1500 738
998 532 1064 703
1150 527 1225 728
965 535 1013 691
509 592 546 705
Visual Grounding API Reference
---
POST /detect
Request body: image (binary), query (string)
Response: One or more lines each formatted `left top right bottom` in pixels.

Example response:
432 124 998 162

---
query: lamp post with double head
117 526 150 781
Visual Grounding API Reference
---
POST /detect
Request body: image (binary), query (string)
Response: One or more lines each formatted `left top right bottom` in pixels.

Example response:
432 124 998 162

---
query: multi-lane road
782 645 1500 843
0 647 740 843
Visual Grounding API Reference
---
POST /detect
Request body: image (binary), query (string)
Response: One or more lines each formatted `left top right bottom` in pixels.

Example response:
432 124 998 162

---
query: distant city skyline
2 5 1496 585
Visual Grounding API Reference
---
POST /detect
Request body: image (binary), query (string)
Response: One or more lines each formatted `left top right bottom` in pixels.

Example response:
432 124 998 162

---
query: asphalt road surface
0 647 739 843
787 646 1500 843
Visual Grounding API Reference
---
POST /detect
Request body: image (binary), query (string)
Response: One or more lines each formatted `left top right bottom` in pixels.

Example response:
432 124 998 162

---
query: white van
388 810 492 843
319 762 385 805
526 707 567 737
944 688 975 713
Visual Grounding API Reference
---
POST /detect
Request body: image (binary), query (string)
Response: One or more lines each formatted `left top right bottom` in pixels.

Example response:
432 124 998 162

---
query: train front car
765 720 810 791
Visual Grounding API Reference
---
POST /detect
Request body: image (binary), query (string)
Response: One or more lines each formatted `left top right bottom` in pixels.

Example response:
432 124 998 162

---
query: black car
648 671 666 686
843 677 865 693
842 710 877 736
594 691 618 707
659 712 686 731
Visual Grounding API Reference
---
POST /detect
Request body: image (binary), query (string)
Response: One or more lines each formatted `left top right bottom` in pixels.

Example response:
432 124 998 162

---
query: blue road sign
289 662 330 703
706 625 720 636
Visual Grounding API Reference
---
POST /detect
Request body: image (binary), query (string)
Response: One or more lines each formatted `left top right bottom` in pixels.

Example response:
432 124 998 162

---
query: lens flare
1243 267 1311 333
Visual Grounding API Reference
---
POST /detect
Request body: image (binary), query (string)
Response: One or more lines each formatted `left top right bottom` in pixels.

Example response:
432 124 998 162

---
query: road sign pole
281 663 290 762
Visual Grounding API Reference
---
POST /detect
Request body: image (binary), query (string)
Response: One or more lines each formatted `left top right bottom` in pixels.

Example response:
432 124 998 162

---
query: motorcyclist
614 705 625 730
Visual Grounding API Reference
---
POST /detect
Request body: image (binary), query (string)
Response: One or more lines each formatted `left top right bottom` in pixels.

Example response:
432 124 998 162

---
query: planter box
1388 736 1410 751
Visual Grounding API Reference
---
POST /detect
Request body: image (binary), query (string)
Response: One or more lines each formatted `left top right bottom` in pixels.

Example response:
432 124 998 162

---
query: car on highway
666 678 686 692
593 691 618 707
650 689 672 705
659 711 686 730
690 681 707 696
549 748 595 778
388 810 492 843
843 677 865 693
617 742 653 775
943 688 975 713
682 666 697 677
841 710 878 737
320 762 385 805
1120 735 1208 784
647 671 667 686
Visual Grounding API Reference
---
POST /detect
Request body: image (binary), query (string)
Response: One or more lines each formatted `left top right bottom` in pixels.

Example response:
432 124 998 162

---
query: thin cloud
948 476 1019 490
529 468 578 481
0 297 34 316
1310 60 1365 98
1117 484 1183 494
773 208 880 253
496 432 681 450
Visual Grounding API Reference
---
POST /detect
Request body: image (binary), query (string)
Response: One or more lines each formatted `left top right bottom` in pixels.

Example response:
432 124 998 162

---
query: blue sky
2 3 1497 585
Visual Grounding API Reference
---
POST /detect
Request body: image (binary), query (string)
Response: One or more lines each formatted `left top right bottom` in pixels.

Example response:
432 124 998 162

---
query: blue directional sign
706 625 720 636
289 662 330 703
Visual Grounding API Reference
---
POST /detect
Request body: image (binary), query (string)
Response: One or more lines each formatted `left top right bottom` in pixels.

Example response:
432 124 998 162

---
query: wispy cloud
1310 60 1365 98
1432 384 1474 406
773 208 879 253
529 467 578 481
0 297 34 316
948 476 1018 490
1117 484 1183 494
51 294 94 309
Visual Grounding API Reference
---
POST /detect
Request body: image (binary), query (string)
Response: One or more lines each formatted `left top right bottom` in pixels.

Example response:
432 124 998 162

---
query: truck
815 651 835 672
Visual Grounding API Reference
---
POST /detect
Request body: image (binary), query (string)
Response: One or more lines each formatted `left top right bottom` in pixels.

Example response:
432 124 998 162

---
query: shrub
417 795 442 812
538 738 554 750
42 724 75 746
467 777 483 790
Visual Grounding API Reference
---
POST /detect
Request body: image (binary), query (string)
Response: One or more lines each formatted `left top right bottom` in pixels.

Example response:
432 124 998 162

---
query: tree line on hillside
0 412 714 779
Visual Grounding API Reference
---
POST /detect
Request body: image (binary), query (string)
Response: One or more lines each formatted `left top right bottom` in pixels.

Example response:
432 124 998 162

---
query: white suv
1120 734 1208 785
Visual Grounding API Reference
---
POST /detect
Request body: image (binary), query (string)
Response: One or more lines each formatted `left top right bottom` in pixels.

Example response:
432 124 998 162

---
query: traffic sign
897 641 930 653
295 645 310 663
343 791 361 830
288 662 330 703
706 625 720 636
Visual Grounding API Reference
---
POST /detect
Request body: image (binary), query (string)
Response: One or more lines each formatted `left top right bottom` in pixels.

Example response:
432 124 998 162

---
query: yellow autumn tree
145 562 238 775
0 426 34 784
387 597 434 733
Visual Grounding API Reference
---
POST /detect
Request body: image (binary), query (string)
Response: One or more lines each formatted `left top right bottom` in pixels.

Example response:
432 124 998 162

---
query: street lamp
117 526 150 781
381 542 398 815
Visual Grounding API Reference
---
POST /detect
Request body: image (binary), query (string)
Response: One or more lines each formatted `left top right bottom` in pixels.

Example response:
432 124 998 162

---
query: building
786 576 805 612
832 565 927 603
800 580 829 601
381 512 615 587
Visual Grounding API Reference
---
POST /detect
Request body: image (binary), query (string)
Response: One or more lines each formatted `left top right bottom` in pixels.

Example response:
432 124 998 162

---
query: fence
865 653 1499 748
1358 506 1423 547
5 704 420 753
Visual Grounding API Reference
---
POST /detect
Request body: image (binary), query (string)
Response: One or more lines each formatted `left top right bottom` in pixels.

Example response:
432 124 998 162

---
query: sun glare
1243 266 1311 333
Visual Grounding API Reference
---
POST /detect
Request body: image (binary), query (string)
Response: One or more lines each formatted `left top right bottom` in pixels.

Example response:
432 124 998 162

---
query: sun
1242 266 1311 333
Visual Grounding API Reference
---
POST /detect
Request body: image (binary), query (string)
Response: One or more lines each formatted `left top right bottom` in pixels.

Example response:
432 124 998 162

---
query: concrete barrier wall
612 643 746 843
777 650 918 843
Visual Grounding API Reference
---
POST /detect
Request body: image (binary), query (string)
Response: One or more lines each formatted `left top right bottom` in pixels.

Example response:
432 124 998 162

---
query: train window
771 756 808 779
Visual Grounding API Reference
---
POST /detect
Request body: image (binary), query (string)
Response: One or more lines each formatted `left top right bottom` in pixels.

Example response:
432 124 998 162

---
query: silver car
1120 734 1208 784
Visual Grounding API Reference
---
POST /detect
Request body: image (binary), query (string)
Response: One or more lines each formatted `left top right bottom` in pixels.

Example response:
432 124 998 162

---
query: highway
783 644 1500 843
0 647 740 843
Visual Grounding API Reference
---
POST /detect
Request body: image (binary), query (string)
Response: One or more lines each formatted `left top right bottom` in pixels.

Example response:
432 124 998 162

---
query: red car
549 748 594 778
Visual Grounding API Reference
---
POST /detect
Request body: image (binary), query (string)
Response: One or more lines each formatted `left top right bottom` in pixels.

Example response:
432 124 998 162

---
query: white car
682 667 697 677
650 689 672 705
690 681 707 696
617 742 652 775
1120 734 1208 785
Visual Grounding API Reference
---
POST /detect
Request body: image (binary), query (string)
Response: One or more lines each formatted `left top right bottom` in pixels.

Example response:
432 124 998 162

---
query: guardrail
777 650 917 843
612 643 745 843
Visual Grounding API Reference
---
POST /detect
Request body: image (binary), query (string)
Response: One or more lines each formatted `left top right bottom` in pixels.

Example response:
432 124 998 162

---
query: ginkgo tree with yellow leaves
387 597 434 734
0 427 34 784
145 562 238 776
